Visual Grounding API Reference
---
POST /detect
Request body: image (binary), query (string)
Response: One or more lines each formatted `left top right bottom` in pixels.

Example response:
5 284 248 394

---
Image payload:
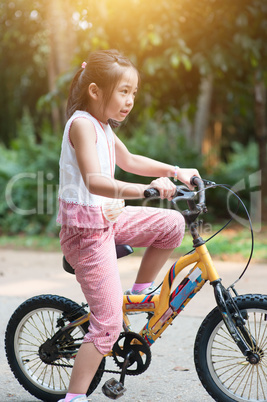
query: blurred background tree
0 0 266 235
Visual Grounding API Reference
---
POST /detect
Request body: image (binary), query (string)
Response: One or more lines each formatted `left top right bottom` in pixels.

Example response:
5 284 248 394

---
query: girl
57 49 199 402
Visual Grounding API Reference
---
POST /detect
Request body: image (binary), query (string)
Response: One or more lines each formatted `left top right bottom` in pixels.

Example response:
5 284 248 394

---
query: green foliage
0 0 266 234
205 141 259 220
116 115 203 184
213 141 258 185
2 0 266 144
0 0 49 144
0 112 260 235
0 110 61 235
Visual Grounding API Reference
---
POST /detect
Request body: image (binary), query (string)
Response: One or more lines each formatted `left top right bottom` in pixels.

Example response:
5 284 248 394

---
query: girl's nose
126 96 134 106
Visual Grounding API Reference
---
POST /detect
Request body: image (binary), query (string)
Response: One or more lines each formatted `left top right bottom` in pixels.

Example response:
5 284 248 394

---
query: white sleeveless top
57 110 124 228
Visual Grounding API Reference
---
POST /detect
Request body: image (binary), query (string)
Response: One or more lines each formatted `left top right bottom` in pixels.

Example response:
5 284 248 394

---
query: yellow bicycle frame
65 243 221 356
122 243 221 346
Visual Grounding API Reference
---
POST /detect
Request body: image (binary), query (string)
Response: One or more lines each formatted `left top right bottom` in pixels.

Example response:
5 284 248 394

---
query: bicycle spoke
257 365 267 400
208 308 267 400
14 307 84 393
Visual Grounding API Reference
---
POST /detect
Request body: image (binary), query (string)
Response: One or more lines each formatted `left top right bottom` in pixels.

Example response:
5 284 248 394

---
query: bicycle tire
194 293 267 402
5 294 105 402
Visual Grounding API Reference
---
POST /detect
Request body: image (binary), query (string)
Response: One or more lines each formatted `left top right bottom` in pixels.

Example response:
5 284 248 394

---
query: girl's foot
125 282 161 295
58 396 92 402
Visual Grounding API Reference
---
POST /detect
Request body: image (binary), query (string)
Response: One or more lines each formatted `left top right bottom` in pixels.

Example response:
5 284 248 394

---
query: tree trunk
46 0 76 131
254 73 267 223
193 75 213 153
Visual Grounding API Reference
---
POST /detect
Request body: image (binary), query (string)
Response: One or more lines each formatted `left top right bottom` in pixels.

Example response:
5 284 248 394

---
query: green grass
0 224 266 262
0 234 61 252
173 224 267 262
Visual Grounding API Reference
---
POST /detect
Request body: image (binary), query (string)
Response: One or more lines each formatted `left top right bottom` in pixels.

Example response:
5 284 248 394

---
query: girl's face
102 67 138 123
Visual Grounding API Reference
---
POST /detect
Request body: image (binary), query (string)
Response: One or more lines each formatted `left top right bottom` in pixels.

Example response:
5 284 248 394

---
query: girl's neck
86 106 108 126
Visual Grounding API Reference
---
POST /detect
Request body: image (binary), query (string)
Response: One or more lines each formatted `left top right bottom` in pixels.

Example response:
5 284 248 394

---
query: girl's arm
70 118 175 200
114 134 200 190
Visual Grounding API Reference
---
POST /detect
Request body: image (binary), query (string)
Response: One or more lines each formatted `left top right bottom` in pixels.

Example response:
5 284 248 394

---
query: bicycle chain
50 362 120 374
50 332 151 377
50 362 73 368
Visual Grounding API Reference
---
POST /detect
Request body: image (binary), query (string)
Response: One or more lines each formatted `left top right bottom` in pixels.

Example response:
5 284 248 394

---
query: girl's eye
121 89 128 94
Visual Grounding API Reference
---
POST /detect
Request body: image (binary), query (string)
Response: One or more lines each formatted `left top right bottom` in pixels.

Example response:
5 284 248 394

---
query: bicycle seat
63 244 134 275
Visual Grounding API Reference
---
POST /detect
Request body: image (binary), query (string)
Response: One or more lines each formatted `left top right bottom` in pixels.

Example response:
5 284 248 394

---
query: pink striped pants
59 206 185 354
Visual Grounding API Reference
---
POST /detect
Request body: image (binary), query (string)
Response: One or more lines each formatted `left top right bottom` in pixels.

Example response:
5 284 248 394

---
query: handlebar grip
190 176 203 188
144 188 160 198
190 176 205 204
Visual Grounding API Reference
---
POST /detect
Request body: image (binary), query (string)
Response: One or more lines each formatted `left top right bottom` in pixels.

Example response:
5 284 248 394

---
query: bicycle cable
148 183 255 295
192 183 254 286
215 184 254 286
183 184 239 255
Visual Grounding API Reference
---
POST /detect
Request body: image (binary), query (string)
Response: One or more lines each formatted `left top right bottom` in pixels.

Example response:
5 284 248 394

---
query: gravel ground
0 250 266 402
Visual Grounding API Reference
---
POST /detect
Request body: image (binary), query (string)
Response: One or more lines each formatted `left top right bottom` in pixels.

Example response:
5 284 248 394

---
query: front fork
212 280 261 364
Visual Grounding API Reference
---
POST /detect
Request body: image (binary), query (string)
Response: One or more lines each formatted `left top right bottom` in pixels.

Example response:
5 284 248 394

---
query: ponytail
66 68 88 119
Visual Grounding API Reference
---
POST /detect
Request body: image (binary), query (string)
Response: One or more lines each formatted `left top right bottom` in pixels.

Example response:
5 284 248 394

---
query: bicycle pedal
102 378 126 399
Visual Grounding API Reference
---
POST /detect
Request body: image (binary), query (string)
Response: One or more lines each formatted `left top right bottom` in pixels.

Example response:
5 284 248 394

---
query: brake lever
202 179 215 187
171 187 197 205
172 185 208 215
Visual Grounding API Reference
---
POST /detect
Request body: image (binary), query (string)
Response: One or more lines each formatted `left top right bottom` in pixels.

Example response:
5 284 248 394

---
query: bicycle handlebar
144 188 161 198
144 185 196 201
190 176 205 204
190 176 206 209
144 176 209 215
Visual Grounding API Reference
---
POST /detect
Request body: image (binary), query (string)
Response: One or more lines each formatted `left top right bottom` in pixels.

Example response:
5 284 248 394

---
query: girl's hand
148 177 177 200
177 168 201 190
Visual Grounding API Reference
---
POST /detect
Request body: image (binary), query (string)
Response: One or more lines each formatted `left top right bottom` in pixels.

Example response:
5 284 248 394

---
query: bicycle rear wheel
194 294 267 402
5 294 105 402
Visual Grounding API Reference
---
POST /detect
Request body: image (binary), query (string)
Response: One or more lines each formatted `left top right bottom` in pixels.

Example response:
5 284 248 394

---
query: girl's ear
88 83 99 100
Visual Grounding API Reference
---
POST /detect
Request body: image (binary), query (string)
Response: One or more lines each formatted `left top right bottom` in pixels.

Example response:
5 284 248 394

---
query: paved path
0 250 266 402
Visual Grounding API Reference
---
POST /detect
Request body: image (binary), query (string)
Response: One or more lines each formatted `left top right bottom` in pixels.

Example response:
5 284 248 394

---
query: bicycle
5 177 267 402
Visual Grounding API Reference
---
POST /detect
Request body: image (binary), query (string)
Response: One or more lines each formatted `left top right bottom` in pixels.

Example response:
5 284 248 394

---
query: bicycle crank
112 332 151 376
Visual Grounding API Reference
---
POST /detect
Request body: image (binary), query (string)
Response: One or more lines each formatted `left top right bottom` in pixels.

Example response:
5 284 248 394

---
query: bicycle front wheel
194 294 267 402
5 294 105 402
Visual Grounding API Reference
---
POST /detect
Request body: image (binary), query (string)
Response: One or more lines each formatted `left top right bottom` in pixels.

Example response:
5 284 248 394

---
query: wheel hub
38 339 60 364
247 352 261 365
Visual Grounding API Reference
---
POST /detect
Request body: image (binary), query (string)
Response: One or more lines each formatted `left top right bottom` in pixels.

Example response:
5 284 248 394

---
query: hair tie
81 61 87 69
